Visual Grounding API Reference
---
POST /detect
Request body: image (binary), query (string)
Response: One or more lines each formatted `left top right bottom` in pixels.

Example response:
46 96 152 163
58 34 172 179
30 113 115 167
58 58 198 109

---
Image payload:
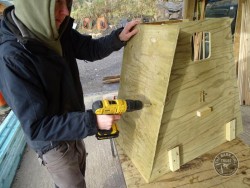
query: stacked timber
117 18 242 182
0 111 26 188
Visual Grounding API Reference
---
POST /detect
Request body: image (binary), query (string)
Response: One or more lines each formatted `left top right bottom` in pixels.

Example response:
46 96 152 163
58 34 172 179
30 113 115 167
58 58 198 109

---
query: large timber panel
117 24 179 181
117 18 242 183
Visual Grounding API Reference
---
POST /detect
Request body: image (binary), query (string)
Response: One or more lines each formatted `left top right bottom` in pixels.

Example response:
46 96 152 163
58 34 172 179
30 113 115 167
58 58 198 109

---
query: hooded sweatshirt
0 0 124 154
14 0 65 55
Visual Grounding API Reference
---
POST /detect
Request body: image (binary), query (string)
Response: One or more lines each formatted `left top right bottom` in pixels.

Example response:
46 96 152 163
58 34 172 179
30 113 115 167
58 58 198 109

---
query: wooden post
183 0 196 20
237 0 250 105
198 0 208 20
234 0 244 65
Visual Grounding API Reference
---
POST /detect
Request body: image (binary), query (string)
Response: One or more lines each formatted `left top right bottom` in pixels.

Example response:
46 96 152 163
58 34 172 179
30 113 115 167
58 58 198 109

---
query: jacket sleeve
0 53 98 141
71 28 125 61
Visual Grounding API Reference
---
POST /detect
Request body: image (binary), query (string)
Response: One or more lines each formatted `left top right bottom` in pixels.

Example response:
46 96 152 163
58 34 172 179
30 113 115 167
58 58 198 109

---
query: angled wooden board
117 24 180 181
150 18 243 182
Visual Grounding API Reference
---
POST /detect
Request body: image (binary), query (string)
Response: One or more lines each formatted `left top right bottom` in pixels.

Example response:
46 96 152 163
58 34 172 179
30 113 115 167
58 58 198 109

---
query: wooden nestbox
96 15 108 31
117 18 243 182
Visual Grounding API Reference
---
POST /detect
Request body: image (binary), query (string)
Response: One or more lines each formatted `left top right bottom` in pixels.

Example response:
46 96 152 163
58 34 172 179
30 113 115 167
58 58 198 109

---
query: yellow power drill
92 99 143 140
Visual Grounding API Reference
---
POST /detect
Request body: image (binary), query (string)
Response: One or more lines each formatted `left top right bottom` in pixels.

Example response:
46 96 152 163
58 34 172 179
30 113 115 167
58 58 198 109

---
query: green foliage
71 0 157 27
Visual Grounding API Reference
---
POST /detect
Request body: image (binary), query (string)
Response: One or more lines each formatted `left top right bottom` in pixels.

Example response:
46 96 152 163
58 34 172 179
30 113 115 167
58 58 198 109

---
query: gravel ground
78 48 123 95
0 112 8 122
0 108 10 124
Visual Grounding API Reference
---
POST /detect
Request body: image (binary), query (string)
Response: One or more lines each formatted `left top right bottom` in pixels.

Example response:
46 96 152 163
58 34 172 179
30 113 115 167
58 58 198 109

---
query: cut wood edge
102 78 120 84
102 75 120 84
196 106 212 117
168 146 180 172
102 75 120 80
226 119 236 141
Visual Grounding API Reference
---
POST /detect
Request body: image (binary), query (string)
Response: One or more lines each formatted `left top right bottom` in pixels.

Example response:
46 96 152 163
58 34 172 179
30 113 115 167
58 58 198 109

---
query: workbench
117 138 250 188
116 105 250 188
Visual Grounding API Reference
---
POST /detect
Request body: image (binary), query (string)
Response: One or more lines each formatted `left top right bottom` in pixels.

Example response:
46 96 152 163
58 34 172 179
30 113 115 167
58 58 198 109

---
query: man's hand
119 20 140 42
96 115 121 130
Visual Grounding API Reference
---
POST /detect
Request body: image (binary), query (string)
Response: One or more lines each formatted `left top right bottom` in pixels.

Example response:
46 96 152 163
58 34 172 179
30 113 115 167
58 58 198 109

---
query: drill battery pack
96 123 119 140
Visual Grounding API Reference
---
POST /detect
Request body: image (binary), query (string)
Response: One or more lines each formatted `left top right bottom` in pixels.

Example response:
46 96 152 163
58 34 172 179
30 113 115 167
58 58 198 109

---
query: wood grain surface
117 23 180 182
116 137 250 188
117 18 242 182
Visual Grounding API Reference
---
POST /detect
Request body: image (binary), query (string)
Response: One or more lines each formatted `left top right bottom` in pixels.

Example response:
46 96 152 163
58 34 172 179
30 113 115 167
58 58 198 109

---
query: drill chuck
125 100 143 112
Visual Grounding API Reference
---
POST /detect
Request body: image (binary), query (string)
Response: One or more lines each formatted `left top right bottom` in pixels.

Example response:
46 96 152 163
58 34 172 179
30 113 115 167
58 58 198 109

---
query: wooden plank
183 0 196 20
117 24 180 182
168 146 180 172
116 138 250 188
196 106 212 117
244 13 250 104
102 75 120 84
192 0 208 61
193 32 203 61
103 75 120 81
237 0 250 105
226 119 236 141
234 0 244 65
198 0 207 20
103 78 120 84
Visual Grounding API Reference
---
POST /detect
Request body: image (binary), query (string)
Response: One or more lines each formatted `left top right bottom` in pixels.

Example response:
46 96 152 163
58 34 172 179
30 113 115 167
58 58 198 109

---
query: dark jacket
0 6 124 154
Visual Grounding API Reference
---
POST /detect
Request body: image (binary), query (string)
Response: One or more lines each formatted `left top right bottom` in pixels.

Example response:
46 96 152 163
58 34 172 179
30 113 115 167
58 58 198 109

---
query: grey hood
13 0 72 55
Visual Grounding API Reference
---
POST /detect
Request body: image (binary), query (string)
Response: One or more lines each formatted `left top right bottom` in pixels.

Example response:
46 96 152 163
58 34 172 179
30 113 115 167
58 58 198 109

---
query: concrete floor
11 92 127 188
10 100 250 188
238 105 250 146
11 137 126 188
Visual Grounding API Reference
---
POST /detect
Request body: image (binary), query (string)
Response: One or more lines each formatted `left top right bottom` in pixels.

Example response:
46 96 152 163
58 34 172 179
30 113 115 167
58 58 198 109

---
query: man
0 0 139 187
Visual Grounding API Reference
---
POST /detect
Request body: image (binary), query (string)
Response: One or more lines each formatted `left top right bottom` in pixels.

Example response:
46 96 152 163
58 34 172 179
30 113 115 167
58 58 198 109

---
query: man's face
55 0 70 29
